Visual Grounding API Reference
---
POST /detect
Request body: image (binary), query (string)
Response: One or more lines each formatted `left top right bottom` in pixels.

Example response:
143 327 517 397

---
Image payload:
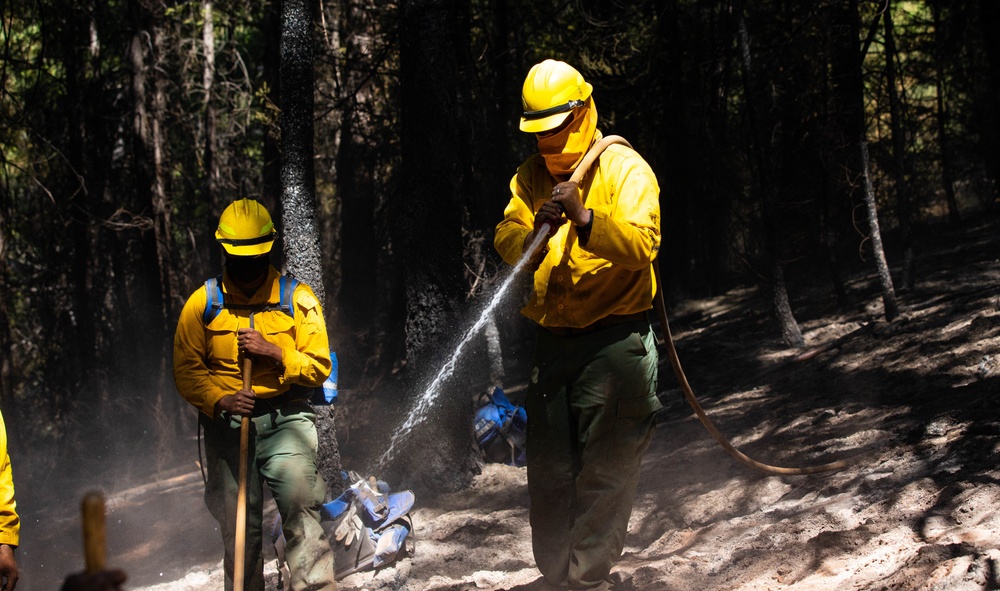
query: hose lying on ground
583 135 851 476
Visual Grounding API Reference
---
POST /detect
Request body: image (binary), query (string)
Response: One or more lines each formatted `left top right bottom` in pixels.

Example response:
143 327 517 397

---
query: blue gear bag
474 387 527 467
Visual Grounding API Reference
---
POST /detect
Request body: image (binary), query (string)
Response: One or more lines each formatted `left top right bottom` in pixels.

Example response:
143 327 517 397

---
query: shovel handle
81 492 106 574
233 314 253 590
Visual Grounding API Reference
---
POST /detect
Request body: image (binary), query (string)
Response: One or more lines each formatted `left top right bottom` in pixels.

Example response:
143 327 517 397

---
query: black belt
251 386 311 417
542 311 649 337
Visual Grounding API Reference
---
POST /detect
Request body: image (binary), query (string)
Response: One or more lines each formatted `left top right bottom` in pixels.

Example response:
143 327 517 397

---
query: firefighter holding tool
173 199 336 591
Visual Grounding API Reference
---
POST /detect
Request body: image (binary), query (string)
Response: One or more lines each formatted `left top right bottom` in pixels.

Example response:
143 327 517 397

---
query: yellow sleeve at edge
0 411 20 547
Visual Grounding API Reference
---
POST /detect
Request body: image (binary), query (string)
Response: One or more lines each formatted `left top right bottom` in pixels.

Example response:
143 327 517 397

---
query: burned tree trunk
859 140 900 321
280 0 323 299
736 6 804 348
981 0 1000 204
384 0 481 494
931 0 961 227
336 0 379 345
884 1 916 290
829 0 899 322
278 0 342 490
201 0 219 231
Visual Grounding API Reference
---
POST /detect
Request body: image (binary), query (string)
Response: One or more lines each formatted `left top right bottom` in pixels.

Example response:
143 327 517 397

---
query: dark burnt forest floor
13 209 1000 590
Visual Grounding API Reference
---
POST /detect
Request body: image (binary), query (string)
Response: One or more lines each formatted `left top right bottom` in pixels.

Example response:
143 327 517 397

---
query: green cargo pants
525 320 661 590
201 400 336 591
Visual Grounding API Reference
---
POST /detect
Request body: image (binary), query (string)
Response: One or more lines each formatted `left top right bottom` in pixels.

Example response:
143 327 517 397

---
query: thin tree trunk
830 0 899 322
884 0 916 289
201 0 218 217
818 3 851 309
980 0 1000 204
0 213 14 438
860 140 900 321
337 0 378 340
737 5 804 347
130 0 179 458
150 28 173 329
932 0 961 227
262 0 282 209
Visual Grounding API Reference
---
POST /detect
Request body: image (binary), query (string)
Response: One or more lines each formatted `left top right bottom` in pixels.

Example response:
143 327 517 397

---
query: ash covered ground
14 214 1000 591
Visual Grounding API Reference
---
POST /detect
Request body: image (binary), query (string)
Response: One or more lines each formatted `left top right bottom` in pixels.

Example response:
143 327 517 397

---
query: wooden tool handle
81 492 106 574
233 314 253 590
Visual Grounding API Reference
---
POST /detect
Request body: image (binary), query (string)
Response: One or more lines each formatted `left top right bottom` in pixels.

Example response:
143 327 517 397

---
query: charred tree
262 0 282 211
736 6 804 348
200 0 219 250
386 0 480 494
278 0 342 489
128 0 186 463
0 207 13 449
654 0 726 297
981 0 1000 204
828 0 899 322
883 1 917 290
280 0 323 297
149 12 179 437
336 0 380 352
859 139 899 321
931 0 961 227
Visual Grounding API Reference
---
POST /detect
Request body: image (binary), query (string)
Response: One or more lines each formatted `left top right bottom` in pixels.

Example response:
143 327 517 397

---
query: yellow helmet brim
215 228 276 256
520 110 573 134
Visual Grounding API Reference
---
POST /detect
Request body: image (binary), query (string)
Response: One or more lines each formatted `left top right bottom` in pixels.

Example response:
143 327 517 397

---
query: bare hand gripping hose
574 135 849 476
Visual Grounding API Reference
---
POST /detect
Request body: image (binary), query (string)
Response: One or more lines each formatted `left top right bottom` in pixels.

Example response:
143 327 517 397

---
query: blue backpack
474 387 527 467
202 274 338 405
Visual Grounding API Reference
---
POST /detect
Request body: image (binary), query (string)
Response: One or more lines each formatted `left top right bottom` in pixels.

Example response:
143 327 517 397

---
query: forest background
1 0 999 520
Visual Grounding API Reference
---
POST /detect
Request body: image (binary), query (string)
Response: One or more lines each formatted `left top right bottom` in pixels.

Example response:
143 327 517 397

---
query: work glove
334 503 358 545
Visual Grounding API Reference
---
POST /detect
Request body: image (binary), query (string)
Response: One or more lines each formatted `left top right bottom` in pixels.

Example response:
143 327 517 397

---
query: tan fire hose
233 314 253 590
571 135 848 476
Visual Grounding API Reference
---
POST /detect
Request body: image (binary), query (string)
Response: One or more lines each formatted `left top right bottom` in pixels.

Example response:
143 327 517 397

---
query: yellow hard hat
519 59 593 133
215 198 276 256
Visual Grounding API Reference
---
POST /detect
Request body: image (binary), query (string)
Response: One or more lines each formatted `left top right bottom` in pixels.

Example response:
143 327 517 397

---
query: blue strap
202 275 224 324
204 274 300 324
278 275 300 318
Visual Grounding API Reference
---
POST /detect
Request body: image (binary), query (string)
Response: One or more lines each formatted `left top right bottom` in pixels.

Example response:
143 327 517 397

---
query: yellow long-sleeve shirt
0 410 19 547
495 139 661 328
173 267 332 417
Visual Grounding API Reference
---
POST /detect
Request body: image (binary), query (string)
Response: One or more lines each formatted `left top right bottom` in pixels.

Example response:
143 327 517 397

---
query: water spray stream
376 227 551 469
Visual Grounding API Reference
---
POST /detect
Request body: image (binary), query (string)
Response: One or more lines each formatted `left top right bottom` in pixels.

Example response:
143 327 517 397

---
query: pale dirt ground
15 214 1000 590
